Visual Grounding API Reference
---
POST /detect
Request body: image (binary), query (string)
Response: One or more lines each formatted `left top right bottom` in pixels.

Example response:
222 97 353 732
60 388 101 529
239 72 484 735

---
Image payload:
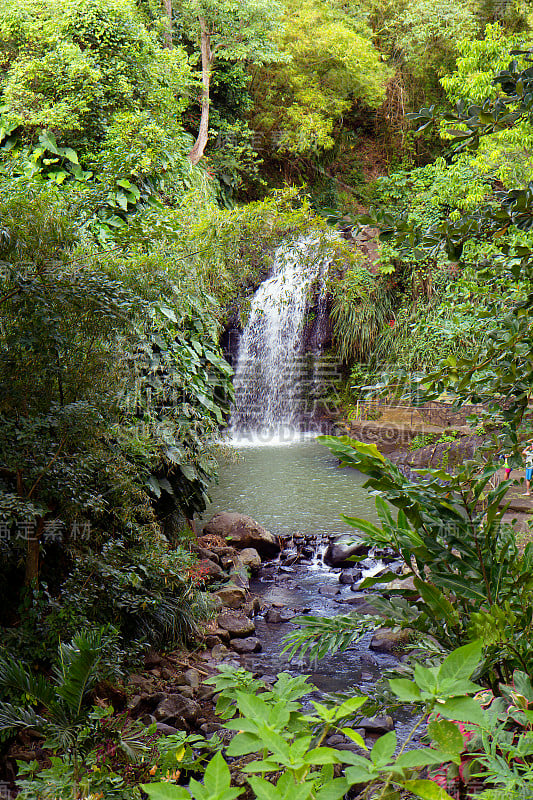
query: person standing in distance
522 441 533 496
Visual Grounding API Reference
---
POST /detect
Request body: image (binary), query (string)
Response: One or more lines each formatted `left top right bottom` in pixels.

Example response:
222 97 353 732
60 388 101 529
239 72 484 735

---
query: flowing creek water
202 437 415 743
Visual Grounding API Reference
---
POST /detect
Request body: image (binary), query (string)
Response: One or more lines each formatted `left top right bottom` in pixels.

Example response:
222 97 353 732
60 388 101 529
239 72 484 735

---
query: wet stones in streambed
230 636 262 654
323 536 369 568
318 584 340 597
214 586 247 609
258 564 277 581
265 607 296 623
325 731 367 753
339 568 362 585
333 595 381 615
359 715 394 734
370 628 411 653
239 547 262 571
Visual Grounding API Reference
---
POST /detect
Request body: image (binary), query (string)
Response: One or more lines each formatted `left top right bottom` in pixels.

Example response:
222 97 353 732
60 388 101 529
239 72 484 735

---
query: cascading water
229 236 331 443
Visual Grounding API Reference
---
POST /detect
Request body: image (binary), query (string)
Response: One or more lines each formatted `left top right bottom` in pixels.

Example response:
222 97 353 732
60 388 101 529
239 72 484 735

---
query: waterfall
229 236 331 444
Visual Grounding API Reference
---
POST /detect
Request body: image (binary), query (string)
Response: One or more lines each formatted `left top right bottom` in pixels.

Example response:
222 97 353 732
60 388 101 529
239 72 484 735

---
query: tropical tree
176 0 286 164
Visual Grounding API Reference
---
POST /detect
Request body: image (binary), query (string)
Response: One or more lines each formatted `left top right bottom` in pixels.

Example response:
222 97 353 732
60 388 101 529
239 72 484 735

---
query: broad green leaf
62 147 79 164
427 719 465 755
39 130 60 155
513 671 533 702
359 571 408 590
242 759 281 773
304 747 343 765
159 306 178 323
414 664 438 694
437 640 482 684
333 696 366 719
116 191 129 211
438 696 486 726
147 475 161 498
226 731 261 756
275 772 313 800
203 751 232 794
340 727 367 748
248 775 311 800
345 764 377 783
245 777 279 800
315 778 351 800
371 731 396 767
400 779 455 800
141 784 190 800
389 678 422 702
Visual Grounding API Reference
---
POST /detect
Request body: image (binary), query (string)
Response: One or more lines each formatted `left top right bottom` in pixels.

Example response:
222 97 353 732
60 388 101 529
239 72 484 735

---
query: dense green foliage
3 0 533 797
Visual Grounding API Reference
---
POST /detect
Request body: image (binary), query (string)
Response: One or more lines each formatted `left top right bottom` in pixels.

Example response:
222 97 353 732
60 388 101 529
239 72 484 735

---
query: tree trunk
163 0 173 48
189 18 212 165
25 517 42 587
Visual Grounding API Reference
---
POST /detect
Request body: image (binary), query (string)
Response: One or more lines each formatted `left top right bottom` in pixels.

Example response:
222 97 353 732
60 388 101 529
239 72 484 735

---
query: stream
202 436 415 744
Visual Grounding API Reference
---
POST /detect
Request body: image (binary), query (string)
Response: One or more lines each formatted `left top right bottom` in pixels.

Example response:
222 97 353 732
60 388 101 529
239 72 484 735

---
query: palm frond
0 656 57 708
0 702 48 734
54 629 107 717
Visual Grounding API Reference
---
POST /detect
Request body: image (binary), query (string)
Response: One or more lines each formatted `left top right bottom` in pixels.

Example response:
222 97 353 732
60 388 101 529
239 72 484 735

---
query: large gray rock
339 568 362 584
265 607 295 623
204 512 280 558
230 636 262 653
215 585 247 609
370 628 410 653
218 609 256 638
323 537 368 568
155 722 179 736
360 715 394 733
318 585 340 597
154 694 200 723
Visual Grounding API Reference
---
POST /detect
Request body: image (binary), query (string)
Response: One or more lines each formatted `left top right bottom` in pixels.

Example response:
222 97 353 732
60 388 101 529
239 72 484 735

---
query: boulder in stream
323 537 368 568
218 609 256 638
203 512 280 558
318 585 340 597
370 628 411 653
230 636 262 653
265 607 295 623
339 568 362 584
359 715 394 733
